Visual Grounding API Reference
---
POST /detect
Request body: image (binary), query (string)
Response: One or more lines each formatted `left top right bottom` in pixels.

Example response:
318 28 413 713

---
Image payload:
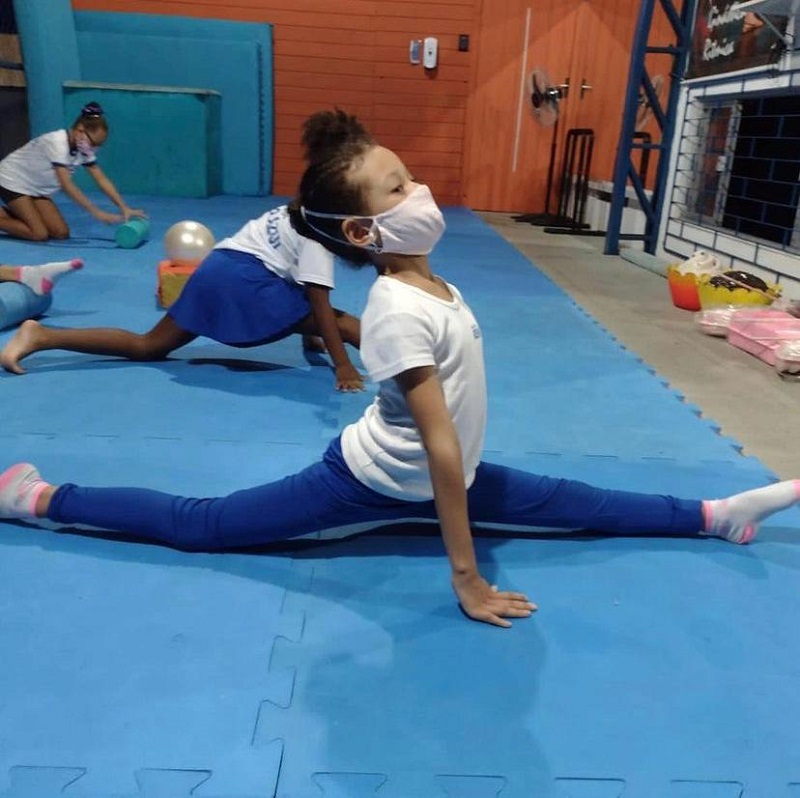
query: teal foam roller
115 216 150 249
0 282 52 331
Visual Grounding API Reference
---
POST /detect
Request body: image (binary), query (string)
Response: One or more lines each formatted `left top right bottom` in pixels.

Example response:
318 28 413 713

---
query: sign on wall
687 1 786 78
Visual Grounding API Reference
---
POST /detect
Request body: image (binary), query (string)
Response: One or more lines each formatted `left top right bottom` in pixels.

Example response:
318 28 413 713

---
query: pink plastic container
727 309 800 366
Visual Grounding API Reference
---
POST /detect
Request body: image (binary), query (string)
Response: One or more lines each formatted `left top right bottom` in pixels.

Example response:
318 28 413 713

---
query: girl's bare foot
0 319 44 374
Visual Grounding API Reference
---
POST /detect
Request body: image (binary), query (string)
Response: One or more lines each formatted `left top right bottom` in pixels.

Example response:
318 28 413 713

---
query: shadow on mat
186 357 290 373
3 516 791 594
0 354 346 404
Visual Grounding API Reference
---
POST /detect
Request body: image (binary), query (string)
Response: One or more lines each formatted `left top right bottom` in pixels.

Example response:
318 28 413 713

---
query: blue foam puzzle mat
0 521 305 797
1 197 798 798
1 199 746 461
254 527 800 798
0 348 353 445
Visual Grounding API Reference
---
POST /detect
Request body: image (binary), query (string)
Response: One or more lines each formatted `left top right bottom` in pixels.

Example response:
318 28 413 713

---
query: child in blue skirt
1 112 367 391
2 110 798 627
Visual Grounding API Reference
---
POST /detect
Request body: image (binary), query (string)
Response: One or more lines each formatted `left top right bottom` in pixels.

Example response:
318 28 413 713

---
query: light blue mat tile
1 198 797 798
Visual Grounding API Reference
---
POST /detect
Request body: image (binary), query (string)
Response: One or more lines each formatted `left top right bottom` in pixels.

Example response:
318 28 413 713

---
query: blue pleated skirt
168 248 310 346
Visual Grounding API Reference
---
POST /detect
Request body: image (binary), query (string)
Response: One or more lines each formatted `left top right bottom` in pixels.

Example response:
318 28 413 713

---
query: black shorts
0 184 26 205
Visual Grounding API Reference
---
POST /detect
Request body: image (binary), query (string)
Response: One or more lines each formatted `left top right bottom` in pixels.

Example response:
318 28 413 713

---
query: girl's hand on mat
335 363 365 392
123 207 147 221
95 209 124 225
452 571 536 628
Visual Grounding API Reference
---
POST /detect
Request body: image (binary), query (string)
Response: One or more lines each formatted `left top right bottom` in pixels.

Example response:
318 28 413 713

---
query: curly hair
300 108 374 164
287 109 376 266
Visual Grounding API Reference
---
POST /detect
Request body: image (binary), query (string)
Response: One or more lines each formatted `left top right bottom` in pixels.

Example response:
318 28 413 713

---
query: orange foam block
157 259 197 308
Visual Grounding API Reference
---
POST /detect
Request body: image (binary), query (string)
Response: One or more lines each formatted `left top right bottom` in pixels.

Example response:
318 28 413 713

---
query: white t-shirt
215 205 335 288
341 276 487 501
0 130 96 197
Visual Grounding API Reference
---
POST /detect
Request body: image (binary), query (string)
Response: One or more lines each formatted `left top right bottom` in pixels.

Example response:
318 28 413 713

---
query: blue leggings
48 437 704 551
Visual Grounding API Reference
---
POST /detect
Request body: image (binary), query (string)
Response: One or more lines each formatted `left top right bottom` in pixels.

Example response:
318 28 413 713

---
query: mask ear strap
300 207 379 252
343 216 380 249
301 206 351 221
361 226 380 252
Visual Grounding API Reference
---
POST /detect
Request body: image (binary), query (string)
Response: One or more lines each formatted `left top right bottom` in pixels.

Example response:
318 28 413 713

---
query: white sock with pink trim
16 259 83 295
702 479 800 544
0 463 50 520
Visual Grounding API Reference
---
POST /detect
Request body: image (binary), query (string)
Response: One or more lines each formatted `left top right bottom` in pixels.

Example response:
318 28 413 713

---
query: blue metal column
604 0 697 255
12 0 81 136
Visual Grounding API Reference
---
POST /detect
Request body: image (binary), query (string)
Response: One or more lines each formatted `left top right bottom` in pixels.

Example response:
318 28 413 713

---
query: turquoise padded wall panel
64 82 222 198
76 32 258 194
73 12 273 197
12 0 80 136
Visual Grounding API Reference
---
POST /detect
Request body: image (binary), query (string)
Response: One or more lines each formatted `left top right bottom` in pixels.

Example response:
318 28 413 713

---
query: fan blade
534 103 559 128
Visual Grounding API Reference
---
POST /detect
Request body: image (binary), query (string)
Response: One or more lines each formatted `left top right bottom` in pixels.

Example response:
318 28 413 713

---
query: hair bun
81 102 104 117
301 108 373 164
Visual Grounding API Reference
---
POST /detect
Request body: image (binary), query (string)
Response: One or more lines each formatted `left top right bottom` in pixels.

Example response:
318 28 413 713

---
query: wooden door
462 0 583 212
563 2 625 182
462 0 676 211
567 0 677 188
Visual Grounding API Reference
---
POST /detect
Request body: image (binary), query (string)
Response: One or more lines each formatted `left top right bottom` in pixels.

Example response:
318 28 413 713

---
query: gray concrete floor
481 212 800 479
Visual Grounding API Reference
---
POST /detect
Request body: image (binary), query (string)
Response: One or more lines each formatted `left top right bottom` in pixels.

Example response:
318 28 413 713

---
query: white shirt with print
215 205 335 288
341 276 487 501
0 130 96 197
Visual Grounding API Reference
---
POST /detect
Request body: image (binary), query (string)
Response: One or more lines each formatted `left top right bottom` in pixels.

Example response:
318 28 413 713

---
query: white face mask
74 133 96 158
302 184 446 255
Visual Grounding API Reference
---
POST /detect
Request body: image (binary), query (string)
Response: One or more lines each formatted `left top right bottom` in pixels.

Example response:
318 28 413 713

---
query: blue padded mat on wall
75 11 273 196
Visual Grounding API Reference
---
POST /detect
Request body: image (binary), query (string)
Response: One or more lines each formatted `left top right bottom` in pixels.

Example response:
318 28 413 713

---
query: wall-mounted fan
530 68 565 128
513 68 572 225
636 74 667 131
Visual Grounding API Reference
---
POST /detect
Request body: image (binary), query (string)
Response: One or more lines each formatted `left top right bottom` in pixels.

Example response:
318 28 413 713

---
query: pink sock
17 259 83 295
0 463 50 519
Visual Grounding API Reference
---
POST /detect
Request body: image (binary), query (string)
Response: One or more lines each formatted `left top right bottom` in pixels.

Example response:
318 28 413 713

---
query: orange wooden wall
71 0 482 204
70 1 670 210
462 0 679 211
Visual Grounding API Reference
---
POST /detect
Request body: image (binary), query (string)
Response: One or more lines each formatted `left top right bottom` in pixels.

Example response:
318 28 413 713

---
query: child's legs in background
0 194 50 241
1 314 197 375
31 197 69 239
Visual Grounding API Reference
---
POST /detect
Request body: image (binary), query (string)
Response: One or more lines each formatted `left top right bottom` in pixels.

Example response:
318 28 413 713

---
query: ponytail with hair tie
80 102 104 119
73 101 108 134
